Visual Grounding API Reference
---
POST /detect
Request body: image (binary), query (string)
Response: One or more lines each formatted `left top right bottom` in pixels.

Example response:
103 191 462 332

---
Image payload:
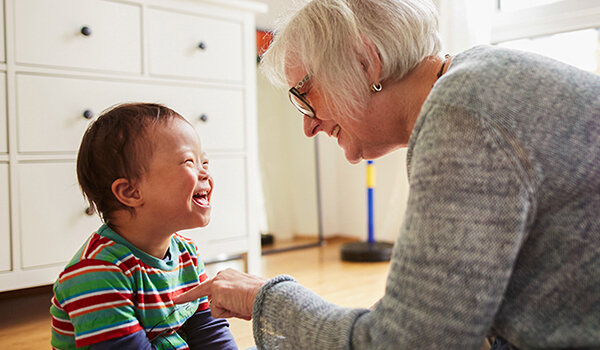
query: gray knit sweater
252 45 600 349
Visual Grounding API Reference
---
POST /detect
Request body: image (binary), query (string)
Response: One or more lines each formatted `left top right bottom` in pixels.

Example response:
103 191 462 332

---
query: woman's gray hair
261 0 441 119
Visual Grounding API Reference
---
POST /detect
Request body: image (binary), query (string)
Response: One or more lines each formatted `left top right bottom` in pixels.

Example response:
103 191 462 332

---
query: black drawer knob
84 207 94 216
198 42 206 50
81 26 92 36
82 109 94 119
199 114 208 122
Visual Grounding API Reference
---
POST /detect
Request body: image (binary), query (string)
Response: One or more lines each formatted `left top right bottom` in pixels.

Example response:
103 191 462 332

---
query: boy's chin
178 216 211 232
195 215 211 228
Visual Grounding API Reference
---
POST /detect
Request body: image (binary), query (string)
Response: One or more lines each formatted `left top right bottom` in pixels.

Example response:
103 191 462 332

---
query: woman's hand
174 268 267 320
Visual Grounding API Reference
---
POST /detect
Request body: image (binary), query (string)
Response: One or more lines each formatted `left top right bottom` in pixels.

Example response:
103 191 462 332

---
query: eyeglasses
288 74 316 118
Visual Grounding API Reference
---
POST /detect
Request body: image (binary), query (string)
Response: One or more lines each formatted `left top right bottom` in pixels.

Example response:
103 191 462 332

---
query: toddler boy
50 103 237 349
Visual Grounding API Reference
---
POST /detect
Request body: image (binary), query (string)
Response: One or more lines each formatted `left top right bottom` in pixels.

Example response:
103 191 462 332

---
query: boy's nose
198 165 210 180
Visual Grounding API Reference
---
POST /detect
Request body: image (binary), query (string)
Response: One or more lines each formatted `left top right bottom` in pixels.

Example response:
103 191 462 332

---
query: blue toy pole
367 160 375 243
340 160 393 262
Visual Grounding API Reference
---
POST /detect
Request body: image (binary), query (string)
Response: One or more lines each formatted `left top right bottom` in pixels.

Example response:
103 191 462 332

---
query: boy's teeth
332 125 340 138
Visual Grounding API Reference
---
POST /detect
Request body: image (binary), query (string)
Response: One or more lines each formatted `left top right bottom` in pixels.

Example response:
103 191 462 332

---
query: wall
256 69 320 240
317 137 410 243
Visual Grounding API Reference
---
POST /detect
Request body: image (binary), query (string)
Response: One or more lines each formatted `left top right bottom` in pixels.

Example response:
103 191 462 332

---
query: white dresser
0 0 265 292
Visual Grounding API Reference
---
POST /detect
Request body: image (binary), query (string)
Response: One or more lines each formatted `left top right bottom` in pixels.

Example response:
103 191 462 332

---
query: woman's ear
360 35 382 83
111 178 143 208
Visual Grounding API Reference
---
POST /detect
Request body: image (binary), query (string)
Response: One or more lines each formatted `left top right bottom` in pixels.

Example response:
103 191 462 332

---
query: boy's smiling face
137 117 213 233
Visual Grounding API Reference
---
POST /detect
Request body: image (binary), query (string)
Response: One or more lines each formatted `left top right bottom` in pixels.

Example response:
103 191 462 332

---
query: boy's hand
174 268 267 320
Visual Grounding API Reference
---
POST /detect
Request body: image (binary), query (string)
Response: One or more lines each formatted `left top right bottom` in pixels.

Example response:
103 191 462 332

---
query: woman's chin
343 149 363 164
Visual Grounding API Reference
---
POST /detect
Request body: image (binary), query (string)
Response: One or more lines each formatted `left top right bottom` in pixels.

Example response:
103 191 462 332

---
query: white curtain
436 0 493 54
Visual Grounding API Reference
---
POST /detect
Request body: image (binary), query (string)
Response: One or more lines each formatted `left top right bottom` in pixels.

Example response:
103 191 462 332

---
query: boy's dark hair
76 102 185 223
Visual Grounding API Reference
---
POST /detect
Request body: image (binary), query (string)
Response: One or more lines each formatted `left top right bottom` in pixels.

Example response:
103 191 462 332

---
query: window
499 0 564 12
498 28 600 74
491 0 600 74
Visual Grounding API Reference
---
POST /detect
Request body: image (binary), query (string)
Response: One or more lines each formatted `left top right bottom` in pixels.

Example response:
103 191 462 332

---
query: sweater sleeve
252 105 534 350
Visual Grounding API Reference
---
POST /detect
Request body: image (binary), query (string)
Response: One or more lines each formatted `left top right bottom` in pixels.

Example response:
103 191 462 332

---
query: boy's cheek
208 176 214 199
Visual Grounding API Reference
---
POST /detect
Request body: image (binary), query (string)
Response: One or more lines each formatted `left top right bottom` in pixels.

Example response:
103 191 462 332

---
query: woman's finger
211 304 252 320
174 279 213 304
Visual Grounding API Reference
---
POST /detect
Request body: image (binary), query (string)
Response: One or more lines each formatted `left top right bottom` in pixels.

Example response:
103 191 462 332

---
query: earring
370 82 382 92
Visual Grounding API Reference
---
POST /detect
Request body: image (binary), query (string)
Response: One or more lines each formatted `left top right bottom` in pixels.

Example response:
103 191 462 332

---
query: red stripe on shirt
64 290 133 313
75 323 142 347
51 316 74 335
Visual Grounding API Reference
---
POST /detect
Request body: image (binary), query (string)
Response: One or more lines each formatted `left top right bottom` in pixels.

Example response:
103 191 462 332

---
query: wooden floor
0 238 390 349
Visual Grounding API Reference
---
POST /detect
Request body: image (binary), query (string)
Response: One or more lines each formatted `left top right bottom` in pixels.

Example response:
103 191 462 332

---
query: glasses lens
288 90 315 118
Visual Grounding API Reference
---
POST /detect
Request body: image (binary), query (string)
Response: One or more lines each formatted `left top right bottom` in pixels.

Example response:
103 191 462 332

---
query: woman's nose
303 115 320 137
303 115 337 138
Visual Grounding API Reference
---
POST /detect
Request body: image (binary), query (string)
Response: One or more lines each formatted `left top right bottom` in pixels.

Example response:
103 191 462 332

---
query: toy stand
341 160 393 262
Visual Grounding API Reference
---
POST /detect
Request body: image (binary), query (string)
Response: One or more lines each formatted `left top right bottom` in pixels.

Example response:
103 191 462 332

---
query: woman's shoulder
451 44 551 71
442 45 598 96
440 45 540 89
425 44 598 126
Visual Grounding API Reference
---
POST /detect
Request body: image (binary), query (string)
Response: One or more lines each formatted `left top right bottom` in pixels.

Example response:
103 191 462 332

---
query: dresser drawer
147 8 243 82
160 86 246 152
0 1 5 63
15 0 141 74
16 74 245 153
0 163 10 272
0 74 6 154
18 161 102 268
180 157 248 260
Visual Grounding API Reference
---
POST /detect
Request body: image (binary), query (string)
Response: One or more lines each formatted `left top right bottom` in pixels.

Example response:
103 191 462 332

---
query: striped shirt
50 224 209 349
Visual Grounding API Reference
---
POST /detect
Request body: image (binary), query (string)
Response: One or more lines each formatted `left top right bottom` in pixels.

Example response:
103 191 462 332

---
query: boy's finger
174 280 212 304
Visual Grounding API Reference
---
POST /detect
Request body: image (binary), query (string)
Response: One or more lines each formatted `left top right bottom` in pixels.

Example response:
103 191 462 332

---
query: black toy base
340 241 394 262
261 233 274 246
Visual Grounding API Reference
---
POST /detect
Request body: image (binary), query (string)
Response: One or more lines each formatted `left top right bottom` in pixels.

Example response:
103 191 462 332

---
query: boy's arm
53 259 143 347
180 236 236 349
180 308 238 350
90 329 156 350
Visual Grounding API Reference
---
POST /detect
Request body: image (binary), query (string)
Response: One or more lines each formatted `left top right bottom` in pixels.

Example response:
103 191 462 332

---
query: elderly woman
176 0 600 349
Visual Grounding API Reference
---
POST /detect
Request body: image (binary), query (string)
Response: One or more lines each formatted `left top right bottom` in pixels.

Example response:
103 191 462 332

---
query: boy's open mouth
192 190 210 207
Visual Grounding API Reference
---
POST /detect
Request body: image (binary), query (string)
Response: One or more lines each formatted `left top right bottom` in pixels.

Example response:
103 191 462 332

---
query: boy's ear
111 178 143 208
